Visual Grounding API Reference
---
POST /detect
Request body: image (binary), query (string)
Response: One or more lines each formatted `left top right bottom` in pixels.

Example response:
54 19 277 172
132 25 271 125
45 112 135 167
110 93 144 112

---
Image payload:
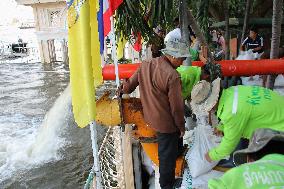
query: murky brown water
0 61 109 189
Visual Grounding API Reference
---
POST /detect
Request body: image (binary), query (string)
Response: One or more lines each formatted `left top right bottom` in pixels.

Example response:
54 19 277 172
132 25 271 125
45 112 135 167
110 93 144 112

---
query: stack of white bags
180 124 223 189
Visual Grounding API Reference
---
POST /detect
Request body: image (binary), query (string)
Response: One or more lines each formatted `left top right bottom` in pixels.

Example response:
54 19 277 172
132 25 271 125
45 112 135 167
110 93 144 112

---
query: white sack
185 125 221 178
180 168 224 189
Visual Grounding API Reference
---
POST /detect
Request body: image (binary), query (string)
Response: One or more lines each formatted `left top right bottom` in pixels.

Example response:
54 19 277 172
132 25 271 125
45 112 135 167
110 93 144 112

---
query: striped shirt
242 35 264 53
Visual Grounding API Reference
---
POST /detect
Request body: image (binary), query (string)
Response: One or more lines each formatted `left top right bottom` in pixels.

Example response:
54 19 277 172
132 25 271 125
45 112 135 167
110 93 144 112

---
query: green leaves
114 0 271 44
115 0 179 43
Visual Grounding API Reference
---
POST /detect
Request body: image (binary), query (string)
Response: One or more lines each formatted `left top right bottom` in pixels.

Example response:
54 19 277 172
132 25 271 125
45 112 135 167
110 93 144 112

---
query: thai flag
104 0 123 36
102 0 111 38
133 32 142 52
98 0 123 54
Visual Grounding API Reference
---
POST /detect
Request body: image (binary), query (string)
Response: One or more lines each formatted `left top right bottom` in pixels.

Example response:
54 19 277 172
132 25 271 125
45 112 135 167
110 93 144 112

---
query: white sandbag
180 168 224 189
185 125 221 178
183 130 194 146
241 75 262 86
192 170 224 189
274 75 284 96
275 74 284 87
236 50 255 60
185 116 197 131
237 50 263 60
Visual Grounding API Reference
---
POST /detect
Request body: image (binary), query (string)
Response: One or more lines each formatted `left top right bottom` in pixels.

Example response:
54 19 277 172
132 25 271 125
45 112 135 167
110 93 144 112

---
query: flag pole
89 121 102 189
111 16 120 87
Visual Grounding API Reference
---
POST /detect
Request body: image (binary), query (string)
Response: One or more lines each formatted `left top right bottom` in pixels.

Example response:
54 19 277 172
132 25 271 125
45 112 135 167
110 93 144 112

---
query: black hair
202 63 211 75
249 26 258 33
248 140 284 161
188 25 196 38
173 17 179 27
174 17 179 23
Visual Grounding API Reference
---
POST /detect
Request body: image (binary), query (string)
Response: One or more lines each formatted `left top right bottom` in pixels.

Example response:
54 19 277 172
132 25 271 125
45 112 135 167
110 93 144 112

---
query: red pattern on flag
103 0 123 37
133 32 142 52
109 0 123 14
103 9 112 37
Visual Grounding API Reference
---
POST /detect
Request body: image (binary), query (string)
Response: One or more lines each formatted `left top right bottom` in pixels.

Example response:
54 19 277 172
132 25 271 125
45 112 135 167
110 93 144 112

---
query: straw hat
161 28 190 58
190 78 221 114
233 128 284 166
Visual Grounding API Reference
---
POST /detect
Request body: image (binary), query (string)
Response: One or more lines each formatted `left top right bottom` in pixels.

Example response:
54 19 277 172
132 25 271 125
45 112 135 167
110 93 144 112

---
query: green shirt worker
190 79 284 162
208 128 284 189
177 64 210 99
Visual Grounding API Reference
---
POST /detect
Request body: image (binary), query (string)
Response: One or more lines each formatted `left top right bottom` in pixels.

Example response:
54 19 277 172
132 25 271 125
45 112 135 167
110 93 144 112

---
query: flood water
0 26 112 189
0 61 100 188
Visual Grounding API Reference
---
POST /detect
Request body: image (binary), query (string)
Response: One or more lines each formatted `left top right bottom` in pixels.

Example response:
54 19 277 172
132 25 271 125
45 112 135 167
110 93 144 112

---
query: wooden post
39 40 52 63
62 39 69 64
122 125 135 189
48 39 56 62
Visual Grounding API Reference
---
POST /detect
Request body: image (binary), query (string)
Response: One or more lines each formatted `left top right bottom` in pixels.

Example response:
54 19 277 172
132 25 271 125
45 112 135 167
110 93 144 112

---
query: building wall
16 0 67 63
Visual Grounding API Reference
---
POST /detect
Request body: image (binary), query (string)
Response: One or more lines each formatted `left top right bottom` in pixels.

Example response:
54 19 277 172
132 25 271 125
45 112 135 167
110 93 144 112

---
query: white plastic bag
180 168 224 189
185 116 197 131
185 125 221 178
183 130 194 146
236 50 255 60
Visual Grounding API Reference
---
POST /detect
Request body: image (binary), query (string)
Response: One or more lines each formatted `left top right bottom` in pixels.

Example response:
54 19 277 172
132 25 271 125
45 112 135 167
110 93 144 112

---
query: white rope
89 121 102 189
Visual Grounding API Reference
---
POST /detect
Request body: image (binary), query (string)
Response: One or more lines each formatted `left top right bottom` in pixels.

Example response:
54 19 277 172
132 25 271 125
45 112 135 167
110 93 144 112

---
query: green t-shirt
176 66 201 99
189 48 199 61
208 154 284 189
209 86 284 161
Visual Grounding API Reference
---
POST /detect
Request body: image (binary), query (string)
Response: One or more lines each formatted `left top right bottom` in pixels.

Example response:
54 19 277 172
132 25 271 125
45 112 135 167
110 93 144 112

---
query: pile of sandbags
179 123 224 189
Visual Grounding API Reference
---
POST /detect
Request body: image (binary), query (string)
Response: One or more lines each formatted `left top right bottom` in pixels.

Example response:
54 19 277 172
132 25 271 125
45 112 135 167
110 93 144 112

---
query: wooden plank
122 125 135 189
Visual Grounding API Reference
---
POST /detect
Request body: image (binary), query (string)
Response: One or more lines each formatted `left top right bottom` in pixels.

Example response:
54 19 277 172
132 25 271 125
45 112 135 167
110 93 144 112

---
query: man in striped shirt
241 27 264 54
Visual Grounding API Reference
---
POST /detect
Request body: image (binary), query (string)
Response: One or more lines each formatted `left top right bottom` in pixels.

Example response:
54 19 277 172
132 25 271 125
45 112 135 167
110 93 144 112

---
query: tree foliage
114 0 275 43
115 0 179 42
